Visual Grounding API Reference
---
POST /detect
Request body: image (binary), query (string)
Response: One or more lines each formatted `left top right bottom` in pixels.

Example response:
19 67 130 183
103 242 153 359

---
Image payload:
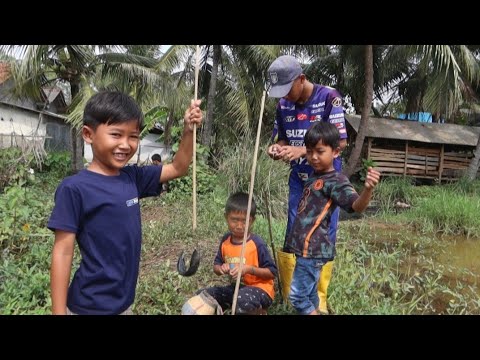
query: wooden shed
345 115 480 181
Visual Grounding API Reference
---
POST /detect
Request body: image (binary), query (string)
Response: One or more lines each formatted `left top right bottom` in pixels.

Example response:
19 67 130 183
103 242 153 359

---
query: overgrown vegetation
1 147 480 314
216 134 290 219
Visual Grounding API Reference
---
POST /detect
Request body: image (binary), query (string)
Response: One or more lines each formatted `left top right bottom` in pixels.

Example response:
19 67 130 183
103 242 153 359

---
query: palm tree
306 45 480 179
398 46 480 180
0 45 165 173
343 45 374 178
158 45 329 163
305 45 408 116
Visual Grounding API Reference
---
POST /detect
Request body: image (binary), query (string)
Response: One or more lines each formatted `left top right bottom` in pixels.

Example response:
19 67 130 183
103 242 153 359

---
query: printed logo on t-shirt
225 256 246 265
332 97 342 107
126 197 139 207
313 179 324 190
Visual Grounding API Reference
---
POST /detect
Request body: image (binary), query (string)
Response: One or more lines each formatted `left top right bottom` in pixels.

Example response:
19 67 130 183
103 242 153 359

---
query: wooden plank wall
368 139 476 180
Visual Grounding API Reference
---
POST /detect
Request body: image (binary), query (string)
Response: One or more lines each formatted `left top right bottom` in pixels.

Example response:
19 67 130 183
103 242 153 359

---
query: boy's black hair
225 192 256 217
304 121 340 150
83 91 144 130
151 154 162 162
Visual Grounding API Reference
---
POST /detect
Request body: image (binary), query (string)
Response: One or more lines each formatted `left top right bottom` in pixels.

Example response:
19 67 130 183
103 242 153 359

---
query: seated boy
183 192 277 315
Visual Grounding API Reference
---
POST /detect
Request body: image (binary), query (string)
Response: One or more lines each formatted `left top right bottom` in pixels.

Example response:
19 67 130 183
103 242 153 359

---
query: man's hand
267 144 282 160
276 145 306 162
364 167 380 189
184 99 203 131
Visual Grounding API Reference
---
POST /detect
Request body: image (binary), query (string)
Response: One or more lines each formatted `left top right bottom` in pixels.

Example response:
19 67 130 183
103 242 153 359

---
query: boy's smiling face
83 120 140 176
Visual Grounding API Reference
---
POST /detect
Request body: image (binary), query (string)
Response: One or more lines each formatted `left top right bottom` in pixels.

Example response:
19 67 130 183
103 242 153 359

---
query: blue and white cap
267 55 303 98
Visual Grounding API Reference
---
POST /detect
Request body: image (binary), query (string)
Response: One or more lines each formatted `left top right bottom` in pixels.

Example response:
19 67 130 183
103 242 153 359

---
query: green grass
2 166 480 315
136 194 480 315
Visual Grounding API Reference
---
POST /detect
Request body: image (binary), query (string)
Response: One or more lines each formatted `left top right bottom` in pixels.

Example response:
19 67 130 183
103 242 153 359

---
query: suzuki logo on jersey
285 116 295 122
286 129 307 138
297 113 308 121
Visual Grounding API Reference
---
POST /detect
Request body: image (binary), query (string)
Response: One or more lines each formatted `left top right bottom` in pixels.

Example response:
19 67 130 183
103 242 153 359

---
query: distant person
151 153 162 166
286 122 380 315
152 154 168 193
48 91 203 315
266 55 348 314
183 192 277 315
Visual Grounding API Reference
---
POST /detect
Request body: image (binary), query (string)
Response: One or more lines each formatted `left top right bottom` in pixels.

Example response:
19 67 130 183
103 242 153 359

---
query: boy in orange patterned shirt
197 192 277 315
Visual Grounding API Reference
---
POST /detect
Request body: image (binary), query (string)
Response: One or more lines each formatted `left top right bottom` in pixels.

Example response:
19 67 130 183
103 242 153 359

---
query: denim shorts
289 256 326 315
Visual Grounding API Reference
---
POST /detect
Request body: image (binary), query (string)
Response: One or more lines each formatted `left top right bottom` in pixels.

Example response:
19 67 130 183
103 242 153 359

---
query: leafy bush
40 151 71 177
168 162 218 197
0 184 52 252
0 148 32 191
0 238 53 314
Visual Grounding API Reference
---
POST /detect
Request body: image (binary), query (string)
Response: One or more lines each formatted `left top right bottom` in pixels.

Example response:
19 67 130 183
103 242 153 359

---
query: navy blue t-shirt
47 165 162 315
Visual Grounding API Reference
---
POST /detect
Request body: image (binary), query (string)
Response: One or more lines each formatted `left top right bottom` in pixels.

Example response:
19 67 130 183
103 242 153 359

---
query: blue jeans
289 256 326 314
286 169 339 245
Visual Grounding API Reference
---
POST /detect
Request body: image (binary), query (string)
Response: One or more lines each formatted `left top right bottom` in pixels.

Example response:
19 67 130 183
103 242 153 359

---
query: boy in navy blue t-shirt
48 91 202 315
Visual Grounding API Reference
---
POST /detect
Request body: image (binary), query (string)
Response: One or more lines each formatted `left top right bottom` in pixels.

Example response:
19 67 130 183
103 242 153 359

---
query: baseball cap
267 55 303 98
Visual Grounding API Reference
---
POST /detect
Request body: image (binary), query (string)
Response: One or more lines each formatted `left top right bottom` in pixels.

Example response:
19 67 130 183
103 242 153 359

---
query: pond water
436 236 480 287
342 217 480 313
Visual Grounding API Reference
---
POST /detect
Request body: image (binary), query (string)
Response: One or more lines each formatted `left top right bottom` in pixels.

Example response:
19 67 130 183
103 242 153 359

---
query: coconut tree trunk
201 45 221 148
344 45 374 178
70 129 84 173
466 134 480 180
70 83 84 173
164 108 176 147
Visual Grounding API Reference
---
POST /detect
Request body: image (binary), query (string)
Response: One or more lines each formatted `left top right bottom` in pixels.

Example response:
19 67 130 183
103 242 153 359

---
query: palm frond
66 80 96 129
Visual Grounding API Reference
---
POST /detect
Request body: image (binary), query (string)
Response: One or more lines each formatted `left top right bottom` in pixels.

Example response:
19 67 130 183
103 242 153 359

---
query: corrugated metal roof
0 102 67 120
346 115 480 146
